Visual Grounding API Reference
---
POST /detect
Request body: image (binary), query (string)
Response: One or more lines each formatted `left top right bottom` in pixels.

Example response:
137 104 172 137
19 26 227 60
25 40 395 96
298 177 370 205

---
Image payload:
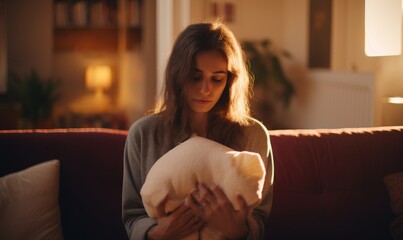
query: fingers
169 202 206 229
152 201 205 239
203 185 249 215
192 184 234 210
178 200 206 233
170 202 191 218
185 192 205 216
156 196 200 223
209 184 228 202
197 183 216 205
187 184 232 217
187 183 250 213
177 206 202 225
182 217 205 237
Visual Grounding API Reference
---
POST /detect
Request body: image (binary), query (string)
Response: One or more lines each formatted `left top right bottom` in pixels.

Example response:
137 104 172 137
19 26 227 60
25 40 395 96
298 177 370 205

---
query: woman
122 22 274 240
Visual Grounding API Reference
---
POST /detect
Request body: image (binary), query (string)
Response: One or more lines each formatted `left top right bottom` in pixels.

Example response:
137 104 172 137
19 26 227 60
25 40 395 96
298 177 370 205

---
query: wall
51 52 119 113
335 0 403 127
379 54 403 126
6 0 52 78
136 0 156 118
188 0 403 128
6 0 149 127
6 0 403 129
52 0 157 125
0 0 6 93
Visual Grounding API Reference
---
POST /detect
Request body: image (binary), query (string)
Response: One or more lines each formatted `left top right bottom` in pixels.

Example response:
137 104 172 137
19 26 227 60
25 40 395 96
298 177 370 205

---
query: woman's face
185 50 228 115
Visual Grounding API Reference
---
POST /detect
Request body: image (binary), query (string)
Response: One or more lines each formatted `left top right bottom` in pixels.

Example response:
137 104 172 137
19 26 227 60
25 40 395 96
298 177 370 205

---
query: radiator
299 71 375 129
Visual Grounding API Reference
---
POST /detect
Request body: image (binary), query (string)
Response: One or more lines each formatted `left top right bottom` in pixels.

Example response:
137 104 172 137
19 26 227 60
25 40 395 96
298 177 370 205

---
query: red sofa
0 126 402 240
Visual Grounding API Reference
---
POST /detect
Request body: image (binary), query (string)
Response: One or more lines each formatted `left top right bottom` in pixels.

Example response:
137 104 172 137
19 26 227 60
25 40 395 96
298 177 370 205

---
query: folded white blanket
141 135 266 218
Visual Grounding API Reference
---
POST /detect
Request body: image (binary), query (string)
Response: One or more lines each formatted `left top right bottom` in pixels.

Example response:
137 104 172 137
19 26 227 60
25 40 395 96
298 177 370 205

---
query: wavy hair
155 21 253 134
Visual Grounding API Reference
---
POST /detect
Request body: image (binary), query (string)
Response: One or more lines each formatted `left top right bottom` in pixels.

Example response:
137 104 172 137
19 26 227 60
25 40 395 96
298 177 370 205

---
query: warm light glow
387 97 403 104
85 65 112 91
365 0 402 57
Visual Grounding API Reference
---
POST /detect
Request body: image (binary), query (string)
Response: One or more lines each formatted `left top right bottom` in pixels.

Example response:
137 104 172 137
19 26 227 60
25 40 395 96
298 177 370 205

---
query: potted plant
7 70 60 128
242 39 295 129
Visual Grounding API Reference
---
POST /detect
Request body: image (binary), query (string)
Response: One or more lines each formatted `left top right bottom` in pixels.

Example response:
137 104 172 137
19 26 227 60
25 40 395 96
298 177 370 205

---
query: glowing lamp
387 97 403 104
365 0 402 57
85 65 112 96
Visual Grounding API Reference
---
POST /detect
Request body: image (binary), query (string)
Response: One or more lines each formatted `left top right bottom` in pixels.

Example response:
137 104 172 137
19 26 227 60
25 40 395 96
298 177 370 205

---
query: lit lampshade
365 0 402 57
85 65 112 94
387 97 403 104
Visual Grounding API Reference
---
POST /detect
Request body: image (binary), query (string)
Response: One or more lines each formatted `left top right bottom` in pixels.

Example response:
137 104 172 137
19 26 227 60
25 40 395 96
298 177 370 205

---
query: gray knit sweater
122 114 274 240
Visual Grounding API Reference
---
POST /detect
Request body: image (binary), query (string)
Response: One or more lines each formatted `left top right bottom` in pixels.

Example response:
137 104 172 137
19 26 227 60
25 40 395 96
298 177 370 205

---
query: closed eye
192 74 202 81
191 69 227 82
212 73 227 83
212 76 225 82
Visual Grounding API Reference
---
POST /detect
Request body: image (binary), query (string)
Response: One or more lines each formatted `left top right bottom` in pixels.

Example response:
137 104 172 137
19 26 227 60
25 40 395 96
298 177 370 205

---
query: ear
141 184 169 218
231 151 266 179
151 188 169 206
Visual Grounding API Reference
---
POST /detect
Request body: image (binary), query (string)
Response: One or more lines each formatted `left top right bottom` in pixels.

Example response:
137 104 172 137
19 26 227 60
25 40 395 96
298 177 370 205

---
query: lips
193 99 213 104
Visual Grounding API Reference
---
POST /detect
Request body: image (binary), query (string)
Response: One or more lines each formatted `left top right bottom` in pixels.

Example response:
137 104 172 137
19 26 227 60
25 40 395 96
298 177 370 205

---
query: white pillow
0 160 64 240
141 136 266 218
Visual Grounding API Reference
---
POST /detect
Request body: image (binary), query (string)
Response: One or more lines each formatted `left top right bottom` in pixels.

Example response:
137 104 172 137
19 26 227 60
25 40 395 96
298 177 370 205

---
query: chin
190 106 214 113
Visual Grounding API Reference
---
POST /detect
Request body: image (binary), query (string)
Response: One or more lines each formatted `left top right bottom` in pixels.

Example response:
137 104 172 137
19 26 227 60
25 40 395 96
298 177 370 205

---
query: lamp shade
85 65 112 90
387 97 403 104
365 0 402 57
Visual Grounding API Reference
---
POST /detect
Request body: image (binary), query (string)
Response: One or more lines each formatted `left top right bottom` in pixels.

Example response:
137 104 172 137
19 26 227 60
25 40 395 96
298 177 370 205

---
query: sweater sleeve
243 120 274 240
122 123 157 240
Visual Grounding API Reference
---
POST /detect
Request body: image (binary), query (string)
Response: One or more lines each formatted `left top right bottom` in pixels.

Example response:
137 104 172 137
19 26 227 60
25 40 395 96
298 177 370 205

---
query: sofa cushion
0 159 63 240
384 171 403 240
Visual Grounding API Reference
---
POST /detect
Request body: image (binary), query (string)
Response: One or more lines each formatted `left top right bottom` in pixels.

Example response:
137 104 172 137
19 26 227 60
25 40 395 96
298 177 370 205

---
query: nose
199 77 211 95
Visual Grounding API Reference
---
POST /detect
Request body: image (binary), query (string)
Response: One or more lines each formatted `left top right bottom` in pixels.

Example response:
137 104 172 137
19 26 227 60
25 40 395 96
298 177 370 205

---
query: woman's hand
185 183 249 240
147 197 205 240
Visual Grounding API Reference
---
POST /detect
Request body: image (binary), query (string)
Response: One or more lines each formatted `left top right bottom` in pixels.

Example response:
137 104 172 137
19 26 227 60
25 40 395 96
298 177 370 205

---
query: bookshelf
53 0 141 51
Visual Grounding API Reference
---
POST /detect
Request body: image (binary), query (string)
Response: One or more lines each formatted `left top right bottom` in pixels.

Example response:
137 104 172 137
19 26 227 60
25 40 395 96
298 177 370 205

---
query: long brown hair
154 21 253 139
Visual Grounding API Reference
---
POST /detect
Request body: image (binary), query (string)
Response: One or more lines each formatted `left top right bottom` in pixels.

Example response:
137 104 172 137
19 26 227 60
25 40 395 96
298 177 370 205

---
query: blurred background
1 0 403 130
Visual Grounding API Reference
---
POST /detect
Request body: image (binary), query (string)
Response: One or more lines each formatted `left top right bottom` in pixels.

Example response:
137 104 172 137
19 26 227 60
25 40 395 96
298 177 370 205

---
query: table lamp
85 65 112 98
365 0 402 56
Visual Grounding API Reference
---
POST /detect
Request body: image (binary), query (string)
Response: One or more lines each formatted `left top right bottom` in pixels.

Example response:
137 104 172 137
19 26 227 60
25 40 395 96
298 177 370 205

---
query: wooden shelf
52 0 142 52
54 28 118 52
126 27 142 50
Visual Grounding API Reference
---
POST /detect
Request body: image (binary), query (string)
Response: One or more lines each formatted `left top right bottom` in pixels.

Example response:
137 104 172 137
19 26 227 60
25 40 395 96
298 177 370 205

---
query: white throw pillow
0 160 64 240
141 136 266 218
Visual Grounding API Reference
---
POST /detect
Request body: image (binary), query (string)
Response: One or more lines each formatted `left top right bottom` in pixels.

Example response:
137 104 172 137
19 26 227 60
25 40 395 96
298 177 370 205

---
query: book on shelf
89 1 117 27
127 0 140 27
54 2 69 27
54 0 117 28
71 1 87 27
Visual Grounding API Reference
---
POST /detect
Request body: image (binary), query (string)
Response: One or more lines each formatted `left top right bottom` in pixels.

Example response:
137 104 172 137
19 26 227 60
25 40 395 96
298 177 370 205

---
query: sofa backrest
1 127 403 240
0 129 129 240
267 126 403 240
